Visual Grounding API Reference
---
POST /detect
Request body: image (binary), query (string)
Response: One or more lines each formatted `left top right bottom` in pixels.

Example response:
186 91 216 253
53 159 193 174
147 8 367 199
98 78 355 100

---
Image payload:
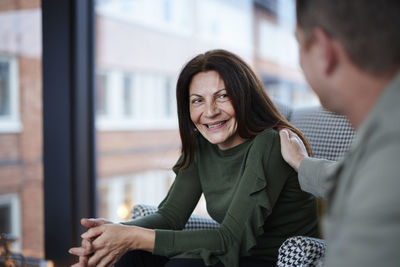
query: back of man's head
296 0 400 75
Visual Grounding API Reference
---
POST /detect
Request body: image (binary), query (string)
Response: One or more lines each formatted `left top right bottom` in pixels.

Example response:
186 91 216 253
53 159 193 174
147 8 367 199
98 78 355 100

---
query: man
279 0 400 266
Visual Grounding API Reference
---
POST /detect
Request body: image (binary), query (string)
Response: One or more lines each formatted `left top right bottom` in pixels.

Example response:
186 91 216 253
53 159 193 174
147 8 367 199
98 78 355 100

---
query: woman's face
189 70 246 150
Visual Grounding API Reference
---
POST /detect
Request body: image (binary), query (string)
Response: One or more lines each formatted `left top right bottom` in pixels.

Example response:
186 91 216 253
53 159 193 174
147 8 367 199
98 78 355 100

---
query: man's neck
342 70 396 130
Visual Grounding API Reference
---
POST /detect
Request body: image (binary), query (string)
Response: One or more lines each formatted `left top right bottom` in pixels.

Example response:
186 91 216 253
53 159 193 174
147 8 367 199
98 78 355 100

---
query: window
98 170 175 222
122 74 134 117
0 55 21 133
0 194 21 251
163 77 175 118
96 70 178 131
96 72 109 116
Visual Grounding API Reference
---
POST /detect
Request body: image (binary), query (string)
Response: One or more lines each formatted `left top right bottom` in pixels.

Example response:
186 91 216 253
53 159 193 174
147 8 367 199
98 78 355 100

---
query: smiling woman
70 49 319 267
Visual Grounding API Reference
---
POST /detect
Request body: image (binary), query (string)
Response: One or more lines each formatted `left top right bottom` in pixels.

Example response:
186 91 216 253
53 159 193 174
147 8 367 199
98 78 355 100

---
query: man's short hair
296 0 400 75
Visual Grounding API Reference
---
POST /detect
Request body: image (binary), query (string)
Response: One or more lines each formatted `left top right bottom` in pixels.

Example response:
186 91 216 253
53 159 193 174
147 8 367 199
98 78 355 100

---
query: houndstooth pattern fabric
277 236 326 267
289 106 355 161
131 204 220 230
274 100 293 121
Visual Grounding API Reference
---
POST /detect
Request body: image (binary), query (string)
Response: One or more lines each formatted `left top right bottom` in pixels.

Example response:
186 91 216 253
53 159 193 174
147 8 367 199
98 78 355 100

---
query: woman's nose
204 101 219 117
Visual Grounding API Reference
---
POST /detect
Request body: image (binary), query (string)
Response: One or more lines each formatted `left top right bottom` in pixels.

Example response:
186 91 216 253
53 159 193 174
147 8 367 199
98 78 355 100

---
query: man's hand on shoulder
279 128 308 172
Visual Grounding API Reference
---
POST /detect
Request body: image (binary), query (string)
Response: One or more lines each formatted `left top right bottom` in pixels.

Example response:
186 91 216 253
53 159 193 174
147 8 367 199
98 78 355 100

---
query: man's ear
313 27 338 75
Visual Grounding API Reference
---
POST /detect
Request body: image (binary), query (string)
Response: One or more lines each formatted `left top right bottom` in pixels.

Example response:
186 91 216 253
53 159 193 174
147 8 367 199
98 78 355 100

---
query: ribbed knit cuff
153 229 175 256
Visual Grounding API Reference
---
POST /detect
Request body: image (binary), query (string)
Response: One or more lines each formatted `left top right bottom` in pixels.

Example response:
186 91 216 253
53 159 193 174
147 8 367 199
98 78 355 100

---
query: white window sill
0 120 23 133
96 118 178 131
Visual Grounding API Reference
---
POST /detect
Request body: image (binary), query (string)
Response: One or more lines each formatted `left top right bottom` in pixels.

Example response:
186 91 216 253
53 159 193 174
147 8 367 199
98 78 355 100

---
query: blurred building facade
0 0 43 258
0 0 318 259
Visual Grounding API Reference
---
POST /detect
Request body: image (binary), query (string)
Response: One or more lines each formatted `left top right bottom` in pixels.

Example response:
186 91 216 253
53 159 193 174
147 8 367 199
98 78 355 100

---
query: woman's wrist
126 225 155 252
138 228 156 252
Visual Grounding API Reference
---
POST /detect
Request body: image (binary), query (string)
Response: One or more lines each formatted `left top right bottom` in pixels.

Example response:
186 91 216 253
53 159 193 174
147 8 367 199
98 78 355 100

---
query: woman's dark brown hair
174 49 312 171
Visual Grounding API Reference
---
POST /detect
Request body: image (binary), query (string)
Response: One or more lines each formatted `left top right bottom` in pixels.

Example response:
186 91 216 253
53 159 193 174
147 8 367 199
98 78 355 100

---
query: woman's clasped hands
69 218 155 267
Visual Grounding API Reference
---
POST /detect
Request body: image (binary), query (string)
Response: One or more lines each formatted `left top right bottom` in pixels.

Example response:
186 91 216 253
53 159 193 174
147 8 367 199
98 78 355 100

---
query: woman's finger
79 255 89 267
81 238 92 251
96 253 117 267
81 218 111 228
81 225 105 239
69 246 92 257
87 249 108 267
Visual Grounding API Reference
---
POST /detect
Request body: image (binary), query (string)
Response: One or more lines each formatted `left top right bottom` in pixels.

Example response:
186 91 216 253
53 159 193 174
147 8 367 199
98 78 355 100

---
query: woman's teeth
207 121 226 128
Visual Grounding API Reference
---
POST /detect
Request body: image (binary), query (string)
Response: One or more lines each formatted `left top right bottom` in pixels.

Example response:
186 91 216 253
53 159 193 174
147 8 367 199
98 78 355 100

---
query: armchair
131 104 355 267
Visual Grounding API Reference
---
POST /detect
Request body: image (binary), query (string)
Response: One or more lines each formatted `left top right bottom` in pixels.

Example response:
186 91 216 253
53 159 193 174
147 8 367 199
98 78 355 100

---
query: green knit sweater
125 129 318 267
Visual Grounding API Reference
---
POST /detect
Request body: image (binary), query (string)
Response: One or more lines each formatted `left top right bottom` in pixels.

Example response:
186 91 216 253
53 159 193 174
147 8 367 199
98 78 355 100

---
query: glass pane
0 0 44 260
94 0 318 223
0 60 10 116
0 204 11 233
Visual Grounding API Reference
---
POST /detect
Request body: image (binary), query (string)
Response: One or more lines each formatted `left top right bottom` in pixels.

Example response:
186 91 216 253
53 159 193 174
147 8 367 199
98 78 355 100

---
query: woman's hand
279 128 308 172
79 224 155 267
69 218 113 267
70 238 91 267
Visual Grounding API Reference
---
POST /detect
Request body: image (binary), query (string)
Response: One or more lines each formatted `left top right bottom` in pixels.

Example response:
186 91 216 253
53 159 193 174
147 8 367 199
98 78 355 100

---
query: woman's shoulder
252 128 287 166
253 128 279 146
250 128 295 177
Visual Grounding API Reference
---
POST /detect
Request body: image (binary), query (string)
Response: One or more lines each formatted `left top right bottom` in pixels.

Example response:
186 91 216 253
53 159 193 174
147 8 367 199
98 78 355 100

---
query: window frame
42 0 96 265
0 54 21 133
0 193 21 251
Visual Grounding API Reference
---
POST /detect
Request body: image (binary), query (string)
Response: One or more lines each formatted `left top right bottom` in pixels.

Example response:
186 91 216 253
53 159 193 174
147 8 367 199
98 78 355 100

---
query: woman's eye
191 99 202 104
218 94 228 99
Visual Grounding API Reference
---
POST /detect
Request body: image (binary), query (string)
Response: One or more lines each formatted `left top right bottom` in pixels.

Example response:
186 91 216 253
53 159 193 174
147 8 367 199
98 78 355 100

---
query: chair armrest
277 236 326 267
131 204 220 230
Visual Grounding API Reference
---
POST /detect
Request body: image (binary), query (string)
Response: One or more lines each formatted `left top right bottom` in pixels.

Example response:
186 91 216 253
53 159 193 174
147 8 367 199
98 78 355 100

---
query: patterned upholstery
277 236 326 267
131 204 219 230
289 106 355 161
274 101 293 121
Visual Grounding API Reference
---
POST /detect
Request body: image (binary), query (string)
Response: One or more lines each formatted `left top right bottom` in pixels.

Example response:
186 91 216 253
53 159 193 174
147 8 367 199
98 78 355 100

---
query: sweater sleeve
122 154 202 231
153 130 293 267
298 157 339 199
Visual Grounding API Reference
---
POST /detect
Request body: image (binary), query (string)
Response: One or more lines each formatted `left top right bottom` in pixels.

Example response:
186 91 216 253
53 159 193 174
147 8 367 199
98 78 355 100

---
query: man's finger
279 129 290 141
286 128 297 138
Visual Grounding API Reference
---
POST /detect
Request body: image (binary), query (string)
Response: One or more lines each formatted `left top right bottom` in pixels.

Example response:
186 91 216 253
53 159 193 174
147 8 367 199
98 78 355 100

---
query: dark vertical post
42 0 96 266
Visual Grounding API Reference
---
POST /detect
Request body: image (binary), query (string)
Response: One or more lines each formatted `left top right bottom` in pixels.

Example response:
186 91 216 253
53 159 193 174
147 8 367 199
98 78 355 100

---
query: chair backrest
290 106 355 161
275 101 355 161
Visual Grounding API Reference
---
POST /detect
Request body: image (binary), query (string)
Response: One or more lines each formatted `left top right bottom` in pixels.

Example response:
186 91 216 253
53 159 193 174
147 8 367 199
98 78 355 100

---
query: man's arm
279 129 338 199
298 157 337 199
